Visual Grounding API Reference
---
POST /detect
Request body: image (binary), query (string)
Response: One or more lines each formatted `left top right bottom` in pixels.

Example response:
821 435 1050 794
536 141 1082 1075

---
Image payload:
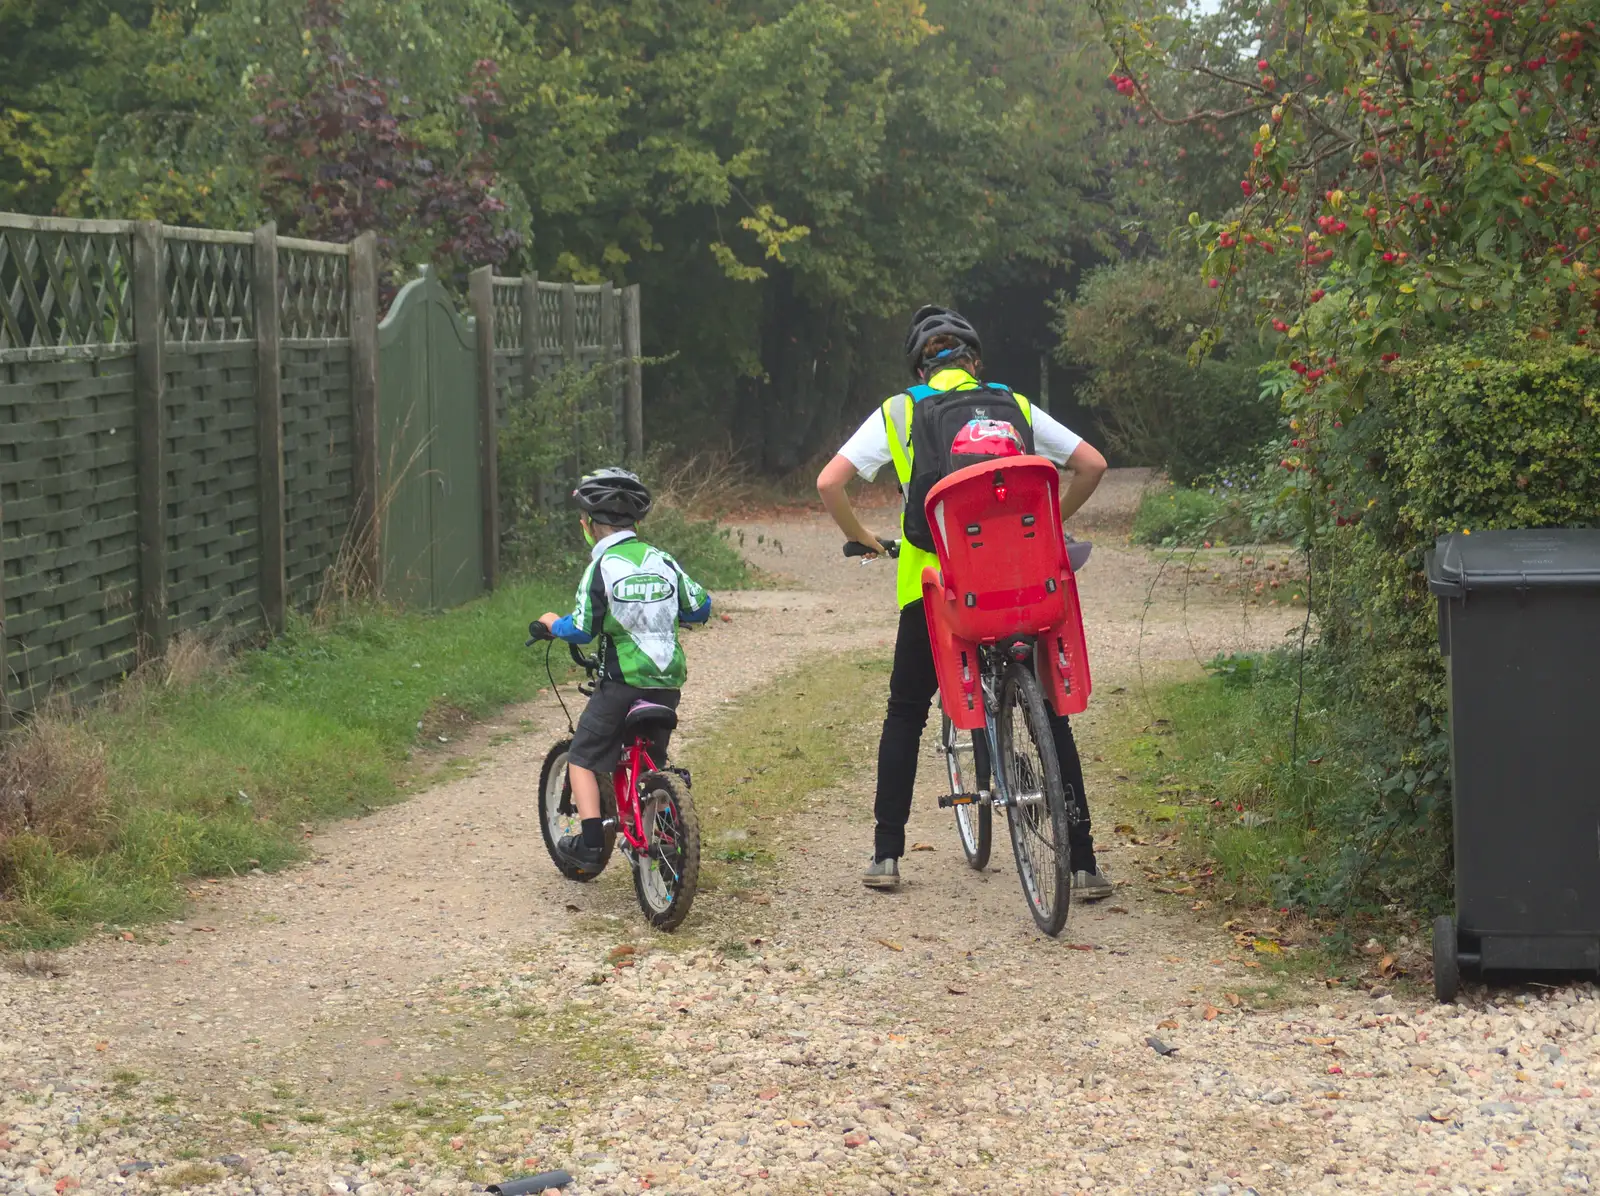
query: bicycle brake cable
545 638 575 734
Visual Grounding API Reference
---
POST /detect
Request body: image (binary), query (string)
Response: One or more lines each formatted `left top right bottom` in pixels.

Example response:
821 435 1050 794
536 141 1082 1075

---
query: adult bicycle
525 625 700 931
844 533 1092 936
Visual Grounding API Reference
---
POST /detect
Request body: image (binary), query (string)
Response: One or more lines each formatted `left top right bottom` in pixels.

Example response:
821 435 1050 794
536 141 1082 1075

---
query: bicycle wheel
942 712 991 871
538 738 616 882
997 663 1072 936
631 770 701 931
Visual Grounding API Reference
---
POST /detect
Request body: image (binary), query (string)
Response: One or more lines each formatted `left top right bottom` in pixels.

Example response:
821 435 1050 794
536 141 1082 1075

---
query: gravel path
4 469 1597 1196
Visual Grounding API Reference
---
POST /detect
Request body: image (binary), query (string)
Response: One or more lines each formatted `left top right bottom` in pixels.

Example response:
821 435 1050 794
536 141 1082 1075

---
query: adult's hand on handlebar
843 537 899 560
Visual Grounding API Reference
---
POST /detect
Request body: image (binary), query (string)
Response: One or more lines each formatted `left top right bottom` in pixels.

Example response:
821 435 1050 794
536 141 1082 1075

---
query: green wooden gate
378 270 485 609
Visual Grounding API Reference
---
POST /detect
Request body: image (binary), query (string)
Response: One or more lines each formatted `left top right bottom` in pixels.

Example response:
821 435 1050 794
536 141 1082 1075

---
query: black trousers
874 601 1096 870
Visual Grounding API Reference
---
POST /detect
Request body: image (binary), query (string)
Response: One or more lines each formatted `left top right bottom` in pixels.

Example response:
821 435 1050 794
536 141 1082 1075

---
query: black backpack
898 384 1035 553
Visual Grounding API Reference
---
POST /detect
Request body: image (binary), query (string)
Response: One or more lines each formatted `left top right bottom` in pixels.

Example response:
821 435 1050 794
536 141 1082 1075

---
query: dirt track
4 469 1598 1196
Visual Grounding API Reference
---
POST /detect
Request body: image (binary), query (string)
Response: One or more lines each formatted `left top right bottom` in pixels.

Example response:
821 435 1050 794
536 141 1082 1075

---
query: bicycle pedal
939 792 984 808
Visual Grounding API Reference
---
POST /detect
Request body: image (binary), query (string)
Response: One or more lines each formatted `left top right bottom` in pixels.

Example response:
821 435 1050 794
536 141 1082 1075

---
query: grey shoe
1071 866 1114 903
863 856 901 890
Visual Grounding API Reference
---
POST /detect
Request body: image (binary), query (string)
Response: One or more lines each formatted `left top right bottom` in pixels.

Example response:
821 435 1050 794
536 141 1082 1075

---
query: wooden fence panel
163 343 261 637
281 343 355 610
0 353 141 714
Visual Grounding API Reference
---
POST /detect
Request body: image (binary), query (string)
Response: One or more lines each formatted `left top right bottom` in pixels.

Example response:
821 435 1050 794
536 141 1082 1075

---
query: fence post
253 223 287 632
623 284 644 464
349 232 381 595
561 282 580 475
600 281 620 454
132 220 168 661
468 266 499 591
520 273 539 402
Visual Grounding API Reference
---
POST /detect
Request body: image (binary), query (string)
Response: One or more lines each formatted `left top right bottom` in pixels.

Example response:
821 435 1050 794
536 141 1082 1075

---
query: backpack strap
907 384 941 402
882 392 914 484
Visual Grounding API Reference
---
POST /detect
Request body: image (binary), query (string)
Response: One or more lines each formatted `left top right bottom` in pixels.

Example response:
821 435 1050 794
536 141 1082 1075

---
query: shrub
1302 342 1600 910
1131 484 1246 547
1057 258 1277 482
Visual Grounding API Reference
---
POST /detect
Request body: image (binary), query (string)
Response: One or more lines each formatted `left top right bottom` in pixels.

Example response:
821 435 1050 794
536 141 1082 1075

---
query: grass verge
1 516 754 950
1100 653 1437 991
678 653 889 901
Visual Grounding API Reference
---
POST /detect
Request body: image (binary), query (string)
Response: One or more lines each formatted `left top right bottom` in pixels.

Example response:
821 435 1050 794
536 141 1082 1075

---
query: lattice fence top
0 223 133 355
575 289 603 348
280 245 350 340
165 232 253 344
537 286 561 351
491 279 522 351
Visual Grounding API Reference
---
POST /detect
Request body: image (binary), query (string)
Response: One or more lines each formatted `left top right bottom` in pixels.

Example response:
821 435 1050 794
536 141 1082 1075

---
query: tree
1096 0 1600 421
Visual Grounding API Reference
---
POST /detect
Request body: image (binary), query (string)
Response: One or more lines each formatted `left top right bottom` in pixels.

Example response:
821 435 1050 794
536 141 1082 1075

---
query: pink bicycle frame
611 737 661 852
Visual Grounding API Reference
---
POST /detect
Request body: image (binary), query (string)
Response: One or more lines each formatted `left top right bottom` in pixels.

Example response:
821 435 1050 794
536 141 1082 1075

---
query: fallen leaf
606 944 637 962
194 926 216 933
1202 1005 1220 1021
1113 823 1137 835
1145 1036 1179 1056
909 843 935 852
1157 1019 1179 1030
1377 953 1398 976
1107 906 1130 914
757 1088 779 1101
877 938 903 952
719 613 733 623
120 932 135 942
1065 943 1095 951
1429 1108 1456 1123
945 983 969 995
1252 938 1284 955
94 1042 108 1052
564 904 580 913
1224 992 1242 1007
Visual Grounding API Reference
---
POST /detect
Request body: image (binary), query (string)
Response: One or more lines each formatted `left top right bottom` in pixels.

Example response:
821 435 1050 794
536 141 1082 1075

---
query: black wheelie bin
1425 529 1600 1001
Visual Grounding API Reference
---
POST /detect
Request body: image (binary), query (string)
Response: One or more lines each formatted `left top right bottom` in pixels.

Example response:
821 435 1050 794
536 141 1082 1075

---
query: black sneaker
557 832 605 875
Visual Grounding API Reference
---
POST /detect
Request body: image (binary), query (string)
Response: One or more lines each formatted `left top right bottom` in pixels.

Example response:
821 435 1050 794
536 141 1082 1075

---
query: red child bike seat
919 456 1092 728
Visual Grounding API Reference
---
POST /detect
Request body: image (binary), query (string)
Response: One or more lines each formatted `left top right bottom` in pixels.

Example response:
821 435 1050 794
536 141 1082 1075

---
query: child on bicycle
534 468 712 873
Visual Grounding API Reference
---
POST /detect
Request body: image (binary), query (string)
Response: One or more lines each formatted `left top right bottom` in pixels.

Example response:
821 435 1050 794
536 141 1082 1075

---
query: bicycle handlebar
843 538 899 559
525 621 602 675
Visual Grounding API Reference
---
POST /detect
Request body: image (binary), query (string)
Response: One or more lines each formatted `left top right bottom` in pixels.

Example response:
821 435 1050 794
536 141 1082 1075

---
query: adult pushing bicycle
844 525 1094 936
818 304 1110 935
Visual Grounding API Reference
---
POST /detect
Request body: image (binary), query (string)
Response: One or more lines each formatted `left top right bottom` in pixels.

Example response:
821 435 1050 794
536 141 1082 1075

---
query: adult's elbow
1074 444 1109 480
816 454 852 499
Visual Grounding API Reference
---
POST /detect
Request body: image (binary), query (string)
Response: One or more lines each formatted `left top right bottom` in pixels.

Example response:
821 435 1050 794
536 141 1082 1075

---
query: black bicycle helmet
572 467 653 525
904 304 982 377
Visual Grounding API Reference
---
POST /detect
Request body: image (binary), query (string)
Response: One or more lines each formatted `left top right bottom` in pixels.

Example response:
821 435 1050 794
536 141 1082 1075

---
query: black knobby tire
538 738 616 882
631 770 700 931
942 712 991 871
997 663 1073 936
1432 914 1460 1003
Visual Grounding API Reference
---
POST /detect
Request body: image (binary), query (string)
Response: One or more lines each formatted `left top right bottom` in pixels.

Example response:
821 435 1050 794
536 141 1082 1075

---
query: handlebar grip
843 539 899 559
526 620 553 646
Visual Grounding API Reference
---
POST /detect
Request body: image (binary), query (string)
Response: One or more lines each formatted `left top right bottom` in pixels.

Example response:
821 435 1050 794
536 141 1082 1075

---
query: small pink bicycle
526 630 700 931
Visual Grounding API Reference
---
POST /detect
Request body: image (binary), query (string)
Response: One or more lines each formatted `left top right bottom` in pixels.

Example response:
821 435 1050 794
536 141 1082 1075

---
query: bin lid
1426 529 1600 597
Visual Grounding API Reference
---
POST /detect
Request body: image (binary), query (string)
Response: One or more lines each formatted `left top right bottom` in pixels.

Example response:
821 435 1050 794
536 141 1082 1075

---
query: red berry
1258 59 1270 71
1311 289 1327 302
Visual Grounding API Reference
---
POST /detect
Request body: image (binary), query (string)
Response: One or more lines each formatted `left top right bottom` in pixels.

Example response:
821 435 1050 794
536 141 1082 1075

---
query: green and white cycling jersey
554 530 712 689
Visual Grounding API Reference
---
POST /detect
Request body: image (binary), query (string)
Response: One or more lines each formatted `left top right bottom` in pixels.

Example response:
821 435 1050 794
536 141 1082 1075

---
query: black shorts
568 680 680 772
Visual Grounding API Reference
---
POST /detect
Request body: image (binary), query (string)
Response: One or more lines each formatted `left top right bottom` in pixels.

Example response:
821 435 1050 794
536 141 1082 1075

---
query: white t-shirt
837 390 1085 482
